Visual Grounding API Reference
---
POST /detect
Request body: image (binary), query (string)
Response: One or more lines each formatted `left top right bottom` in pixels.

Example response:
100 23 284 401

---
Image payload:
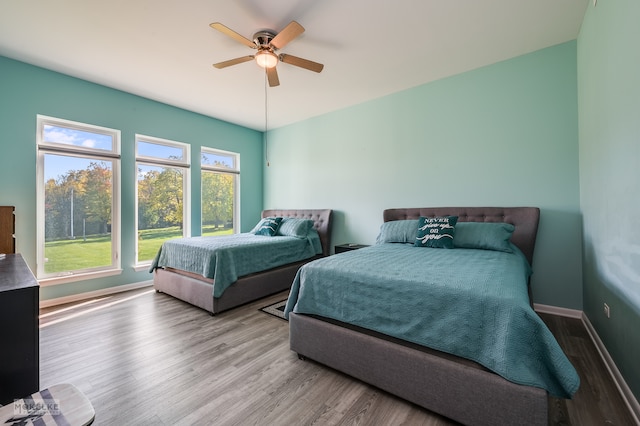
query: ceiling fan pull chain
264 68 270 167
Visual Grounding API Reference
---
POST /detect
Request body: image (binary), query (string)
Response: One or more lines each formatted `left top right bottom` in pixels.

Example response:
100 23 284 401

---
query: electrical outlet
604 303 610 318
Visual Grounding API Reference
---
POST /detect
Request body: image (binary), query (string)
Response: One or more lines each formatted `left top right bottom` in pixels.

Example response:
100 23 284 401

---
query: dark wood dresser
0 206 15 255
0 253 39 405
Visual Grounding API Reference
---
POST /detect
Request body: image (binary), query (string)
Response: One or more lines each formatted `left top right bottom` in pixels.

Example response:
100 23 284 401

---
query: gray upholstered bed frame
289 207 545 426
154 209 333 315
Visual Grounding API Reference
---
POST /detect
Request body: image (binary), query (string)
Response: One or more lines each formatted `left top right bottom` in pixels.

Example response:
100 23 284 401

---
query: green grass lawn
44 225 233 273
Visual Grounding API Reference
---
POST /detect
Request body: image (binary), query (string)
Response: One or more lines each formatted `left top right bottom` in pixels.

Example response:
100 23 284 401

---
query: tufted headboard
383 207 540 266
262 209 334 257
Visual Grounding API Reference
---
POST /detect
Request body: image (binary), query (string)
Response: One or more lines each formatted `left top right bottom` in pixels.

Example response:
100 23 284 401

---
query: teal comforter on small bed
284 243 580 399
150 232 322 298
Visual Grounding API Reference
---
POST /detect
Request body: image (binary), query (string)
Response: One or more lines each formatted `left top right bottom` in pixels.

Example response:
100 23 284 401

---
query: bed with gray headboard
286 207 579 426
153 209 332 315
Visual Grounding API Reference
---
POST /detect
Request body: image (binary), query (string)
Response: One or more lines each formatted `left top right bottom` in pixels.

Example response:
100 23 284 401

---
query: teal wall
0 56 264 301
578 0 640 400
265 41 582 309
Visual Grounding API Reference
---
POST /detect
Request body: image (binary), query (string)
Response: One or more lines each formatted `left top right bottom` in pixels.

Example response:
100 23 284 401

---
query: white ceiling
0 0 588 131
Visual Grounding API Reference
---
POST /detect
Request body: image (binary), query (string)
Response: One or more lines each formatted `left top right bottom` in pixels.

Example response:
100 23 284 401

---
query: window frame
36 114 122 285
134 134 191 269
201 147 240 235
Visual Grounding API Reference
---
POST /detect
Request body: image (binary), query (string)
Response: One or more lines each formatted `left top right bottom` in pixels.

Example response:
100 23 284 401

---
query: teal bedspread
150 232 321 298
284 243 580 398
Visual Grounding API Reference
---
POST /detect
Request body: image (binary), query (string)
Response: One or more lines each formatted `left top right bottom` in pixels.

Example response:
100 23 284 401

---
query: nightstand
334 243 369 254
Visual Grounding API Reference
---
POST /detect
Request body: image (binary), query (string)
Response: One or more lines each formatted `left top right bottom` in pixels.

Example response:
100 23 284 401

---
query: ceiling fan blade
213 56 254 69
210 22 256 49
266 67 280 87
270 21 304 50
280 54 324 73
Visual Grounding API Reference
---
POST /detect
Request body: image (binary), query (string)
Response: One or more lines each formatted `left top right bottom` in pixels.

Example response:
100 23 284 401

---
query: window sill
38 268 123 286
133 263 153 273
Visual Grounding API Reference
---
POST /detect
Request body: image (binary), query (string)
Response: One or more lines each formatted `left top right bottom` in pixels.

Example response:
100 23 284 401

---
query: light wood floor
39 287 636 425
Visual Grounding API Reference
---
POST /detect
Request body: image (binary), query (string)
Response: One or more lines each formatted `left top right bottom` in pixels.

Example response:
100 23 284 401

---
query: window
135 135 190 266
201 148 239 236
36 115 121 283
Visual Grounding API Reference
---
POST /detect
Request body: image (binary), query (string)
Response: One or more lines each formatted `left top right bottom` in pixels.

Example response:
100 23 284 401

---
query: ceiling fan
210 20 324 87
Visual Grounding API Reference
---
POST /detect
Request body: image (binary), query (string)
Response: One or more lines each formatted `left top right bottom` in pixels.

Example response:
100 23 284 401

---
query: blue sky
43 125 114 181
44 125 113 150
43 125 234 181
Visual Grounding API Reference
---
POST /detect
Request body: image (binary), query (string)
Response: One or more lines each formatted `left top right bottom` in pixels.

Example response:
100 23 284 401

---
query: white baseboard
535 303 640 423
39 280 153 309
581 313 640 425
533 303 583 319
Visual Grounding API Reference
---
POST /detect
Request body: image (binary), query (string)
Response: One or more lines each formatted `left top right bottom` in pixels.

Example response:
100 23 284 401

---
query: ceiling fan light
255 50 278 69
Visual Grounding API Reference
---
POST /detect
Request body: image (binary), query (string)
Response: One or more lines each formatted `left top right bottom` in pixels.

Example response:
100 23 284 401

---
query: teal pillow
376 220 419 244
253 217 283 236
277 218 314 238
453 222 514 253
414 216 458 249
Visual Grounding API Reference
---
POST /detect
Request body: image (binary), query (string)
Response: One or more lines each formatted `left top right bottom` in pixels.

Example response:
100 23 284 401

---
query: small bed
285 207 579 426
152 209 332 315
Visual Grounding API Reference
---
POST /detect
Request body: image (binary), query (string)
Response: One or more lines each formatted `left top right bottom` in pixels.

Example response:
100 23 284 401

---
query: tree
137 166 183 230
202 170 234 228
83 162 112 233
43 160 112 240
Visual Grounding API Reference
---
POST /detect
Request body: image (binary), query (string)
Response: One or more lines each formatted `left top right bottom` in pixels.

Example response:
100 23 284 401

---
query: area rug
259 299 288 321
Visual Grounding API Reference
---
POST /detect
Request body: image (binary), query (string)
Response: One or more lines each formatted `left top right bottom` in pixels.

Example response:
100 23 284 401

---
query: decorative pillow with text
414 216 458 249
253 217 283 236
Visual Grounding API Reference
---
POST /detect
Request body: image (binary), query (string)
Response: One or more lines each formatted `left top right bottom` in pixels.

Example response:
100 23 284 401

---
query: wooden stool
0 383 94 425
